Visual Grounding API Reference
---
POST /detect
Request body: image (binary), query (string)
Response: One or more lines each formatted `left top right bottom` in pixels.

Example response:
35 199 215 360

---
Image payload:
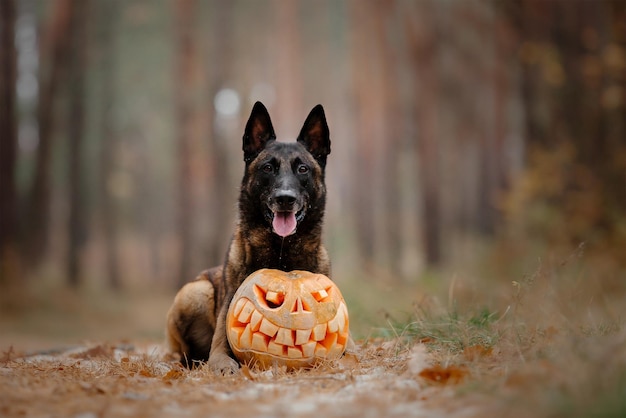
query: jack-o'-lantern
226 269 350 369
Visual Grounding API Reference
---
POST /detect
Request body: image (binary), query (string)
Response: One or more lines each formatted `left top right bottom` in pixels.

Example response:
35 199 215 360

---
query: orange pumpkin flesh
226 269 349 369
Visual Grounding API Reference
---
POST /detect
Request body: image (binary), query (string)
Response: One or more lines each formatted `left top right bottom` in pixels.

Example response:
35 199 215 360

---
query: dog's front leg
206 304 240 374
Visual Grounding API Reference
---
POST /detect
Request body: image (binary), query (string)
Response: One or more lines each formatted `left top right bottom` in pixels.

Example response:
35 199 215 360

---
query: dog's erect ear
297 104 331 168
243 101 276 163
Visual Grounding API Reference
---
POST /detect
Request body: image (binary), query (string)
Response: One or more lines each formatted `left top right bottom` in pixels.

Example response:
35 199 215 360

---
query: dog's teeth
259 317 279 337
295 328 311 345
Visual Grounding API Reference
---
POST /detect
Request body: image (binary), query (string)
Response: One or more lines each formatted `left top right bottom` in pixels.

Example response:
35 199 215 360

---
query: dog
166 101 346 374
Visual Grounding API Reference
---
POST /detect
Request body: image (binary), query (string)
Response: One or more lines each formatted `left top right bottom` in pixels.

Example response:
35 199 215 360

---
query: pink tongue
273 212 297 237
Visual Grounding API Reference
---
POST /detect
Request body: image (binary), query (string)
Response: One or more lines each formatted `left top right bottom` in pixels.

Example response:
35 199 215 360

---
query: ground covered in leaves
1 250 625 417
2 326 625 417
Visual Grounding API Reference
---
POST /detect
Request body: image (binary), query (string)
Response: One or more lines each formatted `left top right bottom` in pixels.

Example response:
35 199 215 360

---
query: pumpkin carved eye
254 284 285 309
311 287 332 303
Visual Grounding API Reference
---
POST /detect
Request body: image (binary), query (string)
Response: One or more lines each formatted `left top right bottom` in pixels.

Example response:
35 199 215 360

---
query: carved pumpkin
226 269 349 369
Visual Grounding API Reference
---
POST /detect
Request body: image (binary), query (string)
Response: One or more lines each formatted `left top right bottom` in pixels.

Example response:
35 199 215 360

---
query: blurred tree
204 0 234 268
67 0 90 287
377 0 403 275
175 0 197 287
406 1 442 267
501 0 626 260
96 0 121 290
348 0 377 266
2 0 621 291
27 0 73 266
349 0 405 275
273 0 303 135
0 0 19 284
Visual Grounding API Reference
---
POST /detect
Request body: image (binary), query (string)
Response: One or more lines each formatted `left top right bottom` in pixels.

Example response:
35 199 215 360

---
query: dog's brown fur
166 102 338 374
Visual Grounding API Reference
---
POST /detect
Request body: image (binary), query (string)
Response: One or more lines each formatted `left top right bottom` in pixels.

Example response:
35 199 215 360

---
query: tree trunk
97 0 121 290
66 0 90 288
206 0 234 267
348 0 377 264
406 3 442 267
376 0 403 276
273 0 303 136
27 0 72 265
174 0 196 287
0 0 20 285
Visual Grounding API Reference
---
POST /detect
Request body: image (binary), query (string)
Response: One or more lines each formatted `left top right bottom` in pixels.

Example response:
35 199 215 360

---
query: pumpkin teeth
229 298 349 361
232 298 247 318
237 300 256 323
275 328 295 346
312 323 327 341
295 329 311 345
301 341 317 357
251 332 270 352
250 310 263 332
259 317 279 337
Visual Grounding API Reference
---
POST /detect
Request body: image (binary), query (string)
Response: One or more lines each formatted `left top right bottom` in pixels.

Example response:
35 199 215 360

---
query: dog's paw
207 353 240 375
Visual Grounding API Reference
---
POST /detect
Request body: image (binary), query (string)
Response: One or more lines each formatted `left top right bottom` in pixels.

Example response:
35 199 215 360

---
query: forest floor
1 250 625 417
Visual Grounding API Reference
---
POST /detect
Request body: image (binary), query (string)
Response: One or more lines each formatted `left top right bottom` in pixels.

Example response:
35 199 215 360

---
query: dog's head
240 102 331 238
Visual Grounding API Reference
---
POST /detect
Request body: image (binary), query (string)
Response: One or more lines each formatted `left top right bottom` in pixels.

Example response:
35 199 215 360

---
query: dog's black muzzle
266 188 306 237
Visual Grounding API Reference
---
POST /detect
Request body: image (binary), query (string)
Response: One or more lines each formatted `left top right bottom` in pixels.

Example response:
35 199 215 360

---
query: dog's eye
297 164 309 174
262 163 274 173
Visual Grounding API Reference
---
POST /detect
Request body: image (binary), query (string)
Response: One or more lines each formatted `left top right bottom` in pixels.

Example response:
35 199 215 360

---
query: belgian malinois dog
166 101 346 374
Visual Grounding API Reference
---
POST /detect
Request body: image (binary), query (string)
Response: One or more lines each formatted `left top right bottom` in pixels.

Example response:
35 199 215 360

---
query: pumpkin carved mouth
226 269 350 368
228 296 349 360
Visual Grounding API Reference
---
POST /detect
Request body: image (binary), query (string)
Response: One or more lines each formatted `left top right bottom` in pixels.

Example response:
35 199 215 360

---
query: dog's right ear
243 101 276 163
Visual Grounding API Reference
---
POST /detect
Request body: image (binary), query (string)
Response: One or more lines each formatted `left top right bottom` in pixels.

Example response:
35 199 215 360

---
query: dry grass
1 246 625 417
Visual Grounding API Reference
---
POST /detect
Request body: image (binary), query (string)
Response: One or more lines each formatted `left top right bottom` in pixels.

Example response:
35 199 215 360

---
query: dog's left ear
297 105 331 168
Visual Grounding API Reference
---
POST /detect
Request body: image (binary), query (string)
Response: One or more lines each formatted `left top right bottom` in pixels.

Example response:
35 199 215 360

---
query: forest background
0 0 624 350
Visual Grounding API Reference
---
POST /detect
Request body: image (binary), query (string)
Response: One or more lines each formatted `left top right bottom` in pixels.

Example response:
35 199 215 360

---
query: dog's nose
274 190 297 209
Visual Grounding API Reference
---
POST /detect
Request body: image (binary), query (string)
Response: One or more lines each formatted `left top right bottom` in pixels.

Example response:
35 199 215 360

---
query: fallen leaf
463 345 493 361
162 368 184 382
418 364 468 385
71 345 113 359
